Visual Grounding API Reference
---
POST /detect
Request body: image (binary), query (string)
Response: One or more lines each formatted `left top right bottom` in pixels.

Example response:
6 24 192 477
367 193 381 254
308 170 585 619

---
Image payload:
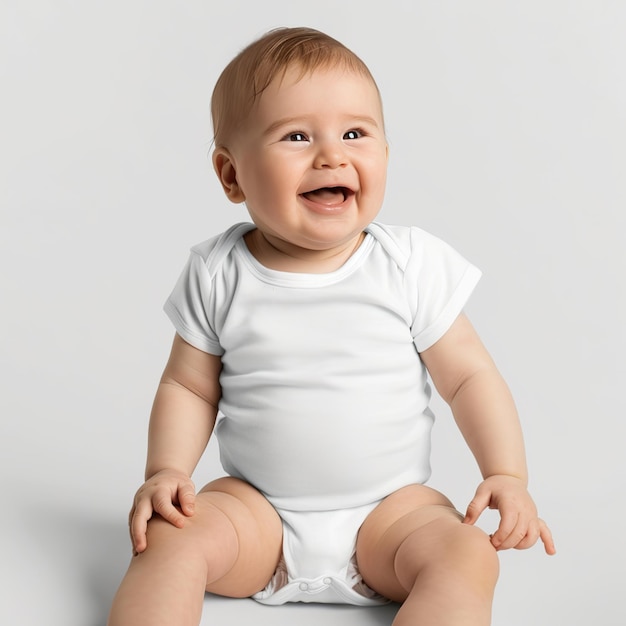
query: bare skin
356 485 500 626
108 477 283 625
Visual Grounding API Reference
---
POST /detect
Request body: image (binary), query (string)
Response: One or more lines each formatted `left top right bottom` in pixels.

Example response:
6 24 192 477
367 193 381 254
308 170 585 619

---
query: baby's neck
243 229 366 274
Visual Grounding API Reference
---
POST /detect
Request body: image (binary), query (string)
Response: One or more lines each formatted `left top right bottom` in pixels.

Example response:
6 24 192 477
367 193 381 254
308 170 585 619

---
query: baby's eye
285 132 309 142
343 129 363 140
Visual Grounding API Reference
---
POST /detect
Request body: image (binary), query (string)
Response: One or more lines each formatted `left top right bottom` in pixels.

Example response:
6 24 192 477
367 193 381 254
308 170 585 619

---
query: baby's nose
313 140 348 169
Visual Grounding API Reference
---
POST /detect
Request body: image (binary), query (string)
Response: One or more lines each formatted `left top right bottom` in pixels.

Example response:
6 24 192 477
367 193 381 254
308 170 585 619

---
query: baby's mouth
302 187 352 204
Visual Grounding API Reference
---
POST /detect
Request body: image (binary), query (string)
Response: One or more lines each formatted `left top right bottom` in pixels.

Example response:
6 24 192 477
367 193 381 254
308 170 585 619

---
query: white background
2 1 624 625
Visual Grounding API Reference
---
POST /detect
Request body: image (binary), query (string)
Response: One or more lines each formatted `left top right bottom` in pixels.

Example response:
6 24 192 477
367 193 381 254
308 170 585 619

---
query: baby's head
211 27 382 149
210 27 389 267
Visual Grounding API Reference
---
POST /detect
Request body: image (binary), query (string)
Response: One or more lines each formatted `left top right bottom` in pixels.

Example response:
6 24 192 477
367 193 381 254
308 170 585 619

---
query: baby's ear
213 148 245 203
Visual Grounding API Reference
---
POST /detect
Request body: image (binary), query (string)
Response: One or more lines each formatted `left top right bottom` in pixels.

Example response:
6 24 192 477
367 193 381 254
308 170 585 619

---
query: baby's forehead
257 64 382 110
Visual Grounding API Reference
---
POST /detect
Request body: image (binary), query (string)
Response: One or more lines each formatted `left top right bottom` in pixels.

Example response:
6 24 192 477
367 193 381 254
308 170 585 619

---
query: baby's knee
445 523 500 579
144 501 239 561
396 520 499 591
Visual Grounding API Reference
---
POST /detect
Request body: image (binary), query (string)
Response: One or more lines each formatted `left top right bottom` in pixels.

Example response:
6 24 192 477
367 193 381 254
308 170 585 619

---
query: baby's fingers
152 492 188 529
490 510 523 550
492 516 556 554
463 487 491 525
539 519 557 555
496 517 540 551
177 482 196 517
129 500 153 554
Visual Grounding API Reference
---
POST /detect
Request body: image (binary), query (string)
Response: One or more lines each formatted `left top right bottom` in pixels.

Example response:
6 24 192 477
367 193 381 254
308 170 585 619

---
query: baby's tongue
304 188 344 204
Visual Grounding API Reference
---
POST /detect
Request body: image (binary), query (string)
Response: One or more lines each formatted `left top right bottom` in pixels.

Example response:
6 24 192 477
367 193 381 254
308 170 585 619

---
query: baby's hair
211 26 380 148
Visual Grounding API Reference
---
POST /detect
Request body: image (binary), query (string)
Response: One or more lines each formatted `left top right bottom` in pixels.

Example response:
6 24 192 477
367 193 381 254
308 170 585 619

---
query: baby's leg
356 485 499 626
107 477 282 626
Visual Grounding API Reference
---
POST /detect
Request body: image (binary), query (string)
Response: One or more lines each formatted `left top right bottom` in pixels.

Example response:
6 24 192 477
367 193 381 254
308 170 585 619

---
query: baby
107 26 555 626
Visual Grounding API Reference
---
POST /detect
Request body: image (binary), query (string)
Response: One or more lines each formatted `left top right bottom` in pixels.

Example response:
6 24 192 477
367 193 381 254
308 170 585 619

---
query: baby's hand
463 475 556 555
128 468 196 554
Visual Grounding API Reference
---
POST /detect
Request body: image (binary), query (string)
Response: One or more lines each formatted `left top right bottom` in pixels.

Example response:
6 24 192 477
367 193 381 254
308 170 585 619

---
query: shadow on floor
17 499 131 626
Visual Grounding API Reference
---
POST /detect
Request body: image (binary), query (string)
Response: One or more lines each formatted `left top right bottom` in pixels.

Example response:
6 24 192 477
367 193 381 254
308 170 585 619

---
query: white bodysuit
164 222 481 604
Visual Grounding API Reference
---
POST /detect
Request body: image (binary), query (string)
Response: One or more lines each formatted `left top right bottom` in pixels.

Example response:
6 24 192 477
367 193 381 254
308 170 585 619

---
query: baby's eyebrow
343 115 381 129
262 116 310 137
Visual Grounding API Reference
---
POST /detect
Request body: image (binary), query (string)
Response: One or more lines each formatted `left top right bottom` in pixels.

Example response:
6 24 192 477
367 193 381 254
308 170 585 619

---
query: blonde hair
211 27 381 148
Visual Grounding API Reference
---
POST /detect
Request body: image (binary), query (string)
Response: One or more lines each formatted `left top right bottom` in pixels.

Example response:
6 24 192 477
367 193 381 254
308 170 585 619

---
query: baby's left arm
420 313 556 555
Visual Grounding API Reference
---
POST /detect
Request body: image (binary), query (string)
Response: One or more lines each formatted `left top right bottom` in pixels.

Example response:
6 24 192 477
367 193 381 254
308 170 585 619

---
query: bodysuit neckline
234 230 376 289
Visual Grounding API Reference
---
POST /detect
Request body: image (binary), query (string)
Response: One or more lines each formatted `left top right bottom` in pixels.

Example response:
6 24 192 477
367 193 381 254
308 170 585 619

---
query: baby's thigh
356 484 465 600
195 477 283 597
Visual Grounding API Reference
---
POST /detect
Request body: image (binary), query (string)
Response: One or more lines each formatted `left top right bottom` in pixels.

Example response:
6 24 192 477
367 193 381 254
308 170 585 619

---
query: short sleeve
163 250 224 355
408 228 482 353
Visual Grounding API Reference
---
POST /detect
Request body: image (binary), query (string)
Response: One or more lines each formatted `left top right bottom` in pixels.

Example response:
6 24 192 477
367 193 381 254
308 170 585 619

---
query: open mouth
301 186 353 204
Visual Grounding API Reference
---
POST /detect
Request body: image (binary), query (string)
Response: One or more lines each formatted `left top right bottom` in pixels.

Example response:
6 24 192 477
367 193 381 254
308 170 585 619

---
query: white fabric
164 222 481 511
252 502 387 605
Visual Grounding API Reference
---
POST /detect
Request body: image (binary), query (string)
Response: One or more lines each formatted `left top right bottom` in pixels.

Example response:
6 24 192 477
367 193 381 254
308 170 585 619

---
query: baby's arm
420 313 556 555
129 334 222 553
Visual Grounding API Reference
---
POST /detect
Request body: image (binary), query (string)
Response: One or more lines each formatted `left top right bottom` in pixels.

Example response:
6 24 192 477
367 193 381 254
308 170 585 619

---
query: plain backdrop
2 1 624 625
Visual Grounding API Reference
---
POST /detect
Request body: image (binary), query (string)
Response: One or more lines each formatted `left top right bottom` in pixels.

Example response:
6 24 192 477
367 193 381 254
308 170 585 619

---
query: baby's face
227 65 388 260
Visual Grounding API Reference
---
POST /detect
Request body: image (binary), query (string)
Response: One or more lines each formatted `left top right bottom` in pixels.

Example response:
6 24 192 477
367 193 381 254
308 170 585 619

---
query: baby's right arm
128 334 222 554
